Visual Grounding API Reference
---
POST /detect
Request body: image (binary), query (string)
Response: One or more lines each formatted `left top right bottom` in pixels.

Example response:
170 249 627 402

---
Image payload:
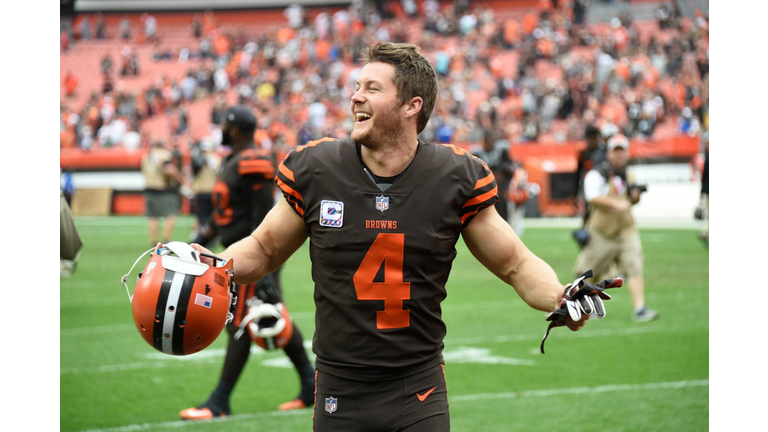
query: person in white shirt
576 134 658 322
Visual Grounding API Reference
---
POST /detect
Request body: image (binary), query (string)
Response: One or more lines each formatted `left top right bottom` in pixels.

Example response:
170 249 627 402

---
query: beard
352 101 406 151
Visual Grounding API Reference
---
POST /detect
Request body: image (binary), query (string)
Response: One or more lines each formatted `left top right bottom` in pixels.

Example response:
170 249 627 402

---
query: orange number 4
353 233 411 329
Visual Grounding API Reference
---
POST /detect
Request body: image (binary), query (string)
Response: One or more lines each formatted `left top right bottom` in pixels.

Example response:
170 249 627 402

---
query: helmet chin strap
120 247 155 303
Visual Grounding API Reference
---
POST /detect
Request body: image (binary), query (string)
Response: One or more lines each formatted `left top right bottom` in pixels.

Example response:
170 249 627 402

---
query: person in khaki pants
60 190 82 278
575 134 658 322
140 140 186 246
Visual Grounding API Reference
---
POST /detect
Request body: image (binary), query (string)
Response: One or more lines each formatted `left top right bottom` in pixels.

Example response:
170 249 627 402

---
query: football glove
540 270 623 354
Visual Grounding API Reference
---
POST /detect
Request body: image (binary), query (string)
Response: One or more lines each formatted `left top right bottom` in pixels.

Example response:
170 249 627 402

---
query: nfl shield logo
375 195 389 212
325 396 337 414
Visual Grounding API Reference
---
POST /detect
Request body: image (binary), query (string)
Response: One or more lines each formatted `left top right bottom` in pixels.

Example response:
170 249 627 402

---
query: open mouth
355 112 372 123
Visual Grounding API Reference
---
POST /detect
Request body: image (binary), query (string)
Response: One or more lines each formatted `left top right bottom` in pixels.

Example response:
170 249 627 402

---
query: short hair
360 42 438 134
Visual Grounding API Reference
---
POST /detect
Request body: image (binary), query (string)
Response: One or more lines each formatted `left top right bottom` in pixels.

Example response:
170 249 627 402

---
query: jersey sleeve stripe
474 173 495 190
278 162 295 182
238 160 276 177
276 178 305 216
462 186 498 209
276 178 303 202
460 208 483 224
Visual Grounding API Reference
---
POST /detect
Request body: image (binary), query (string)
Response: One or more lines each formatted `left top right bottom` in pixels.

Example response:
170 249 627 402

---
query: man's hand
540 270 623 353
190 243 216 266
612 199 631 212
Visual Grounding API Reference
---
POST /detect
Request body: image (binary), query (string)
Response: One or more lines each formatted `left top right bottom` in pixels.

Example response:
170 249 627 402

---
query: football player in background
471 128 513 221
192 43 618 431
180 106 315 420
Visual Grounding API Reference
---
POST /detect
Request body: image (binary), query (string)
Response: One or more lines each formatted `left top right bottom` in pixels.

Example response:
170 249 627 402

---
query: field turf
60 216 708 431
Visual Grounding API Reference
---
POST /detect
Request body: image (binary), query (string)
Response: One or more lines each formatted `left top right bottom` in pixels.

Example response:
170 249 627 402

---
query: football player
180 106 315 420
192 43 619 431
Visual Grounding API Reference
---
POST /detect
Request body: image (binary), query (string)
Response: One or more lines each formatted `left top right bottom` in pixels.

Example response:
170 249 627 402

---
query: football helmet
235 298 294 350
121 242 237 356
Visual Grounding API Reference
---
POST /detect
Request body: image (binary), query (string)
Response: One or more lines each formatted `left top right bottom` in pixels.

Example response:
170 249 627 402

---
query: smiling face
350 62 407 150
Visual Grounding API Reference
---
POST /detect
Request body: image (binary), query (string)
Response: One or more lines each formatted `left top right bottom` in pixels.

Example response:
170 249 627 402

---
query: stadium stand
60 0 708 216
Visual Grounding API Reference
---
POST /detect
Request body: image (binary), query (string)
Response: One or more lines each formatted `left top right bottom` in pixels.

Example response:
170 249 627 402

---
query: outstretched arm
193 198 308 284
462 205 563 313
463 206 592 331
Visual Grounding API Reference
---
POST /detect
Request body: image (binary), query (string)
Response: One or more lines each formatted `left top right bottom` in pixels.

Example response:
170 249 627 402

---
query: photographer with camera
574 134 658 322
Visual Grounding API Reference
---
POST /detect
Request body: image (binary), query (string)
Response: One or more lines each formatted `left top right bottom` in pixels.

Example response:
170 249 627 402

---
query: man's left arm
462 206 592 331
462 207 561 310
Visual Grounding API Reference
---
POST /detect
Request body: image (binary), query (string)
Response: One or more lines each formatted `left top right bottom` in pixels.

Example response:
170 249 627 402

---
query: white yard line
450 379 709 401
61 323 704 376
75 379 708 432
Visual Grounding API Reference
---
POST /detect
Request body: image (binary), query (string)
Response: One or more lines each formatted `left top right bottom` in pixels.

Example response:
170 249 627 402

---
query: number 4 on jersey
353 233 411 329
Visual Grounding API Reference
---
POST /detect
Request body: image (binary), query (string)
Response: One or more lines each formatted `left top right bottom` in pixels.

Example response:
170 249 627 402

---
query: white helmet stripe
160 270 187 354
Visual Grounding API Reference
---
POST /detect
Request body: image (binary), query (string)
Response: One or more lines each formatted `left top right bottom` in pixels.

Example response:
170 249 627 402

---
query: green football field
60 216 708 432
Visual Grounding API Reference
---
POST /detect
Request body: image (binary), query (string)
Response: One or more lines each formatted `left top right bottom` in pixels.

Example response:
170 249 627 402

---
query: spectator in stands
190 13 203 38
63 71 78 98
120 45 140 76
180 71 198 101
140 140 186 246
78 15 92 41
60 29 70 52
119 15 132 41
60 1 707 155
574 134 658 322
95 13 106 40
213 67 230 93
284 3 305 29
142 13 158 44
211 93 228 126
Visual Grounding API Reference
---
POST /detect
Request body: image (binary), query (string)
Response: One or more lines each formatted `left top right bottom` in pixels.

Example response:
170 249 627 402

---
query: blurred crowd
60 0 709 158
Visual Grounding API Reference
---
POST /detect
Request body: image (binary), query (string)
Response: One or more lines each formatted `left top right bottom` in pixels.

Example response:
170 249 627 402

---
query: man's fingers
578 295 595 315
189 243 215 265
565 314 589 331
591 294 606 318
566 300 582 321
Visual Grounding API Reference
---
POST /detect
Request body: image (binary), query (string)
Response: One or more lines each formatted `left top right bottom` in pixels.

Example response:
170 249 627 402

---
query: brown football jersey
213 147 276 248
277 137 498 381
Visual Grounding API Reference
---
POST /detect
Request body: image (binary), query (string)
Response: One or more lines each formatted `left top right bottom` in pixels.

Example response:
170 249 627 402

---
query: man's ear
404 96 423 119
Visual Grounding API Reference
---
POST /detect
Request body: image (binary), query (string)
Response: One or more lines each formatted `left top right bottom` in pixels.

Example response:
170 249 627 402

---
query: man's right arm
194 198 308 284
